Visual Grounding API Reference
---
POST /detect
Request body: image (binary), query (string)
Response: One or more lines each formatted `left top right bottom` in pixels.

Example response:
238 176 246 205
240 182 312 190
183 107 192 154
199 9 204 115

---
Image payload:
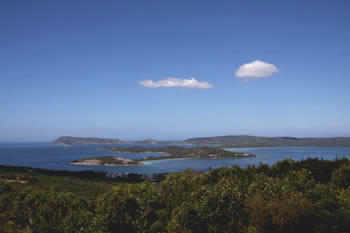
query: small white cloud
139 77 213 89
235 60 279 81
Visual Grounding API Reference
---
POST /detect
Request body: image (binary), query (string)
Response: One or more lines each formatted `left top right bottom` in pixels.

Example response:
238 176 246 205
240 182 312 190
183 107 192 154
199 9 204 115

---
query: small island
70 146 255 166
71 156 141 166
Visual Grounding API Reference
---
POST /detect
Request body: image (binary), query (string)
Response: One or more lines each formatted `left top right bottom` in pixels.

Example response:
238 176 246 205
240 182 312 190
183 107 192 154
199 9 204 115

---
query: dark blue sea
1 143 350 174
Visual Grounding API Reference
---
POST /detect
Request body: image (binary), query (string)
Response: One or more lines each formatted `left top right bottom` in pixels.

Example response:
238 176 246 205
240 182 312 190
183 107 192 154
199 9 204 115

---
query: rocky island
70 156 141 166
70 146 255 166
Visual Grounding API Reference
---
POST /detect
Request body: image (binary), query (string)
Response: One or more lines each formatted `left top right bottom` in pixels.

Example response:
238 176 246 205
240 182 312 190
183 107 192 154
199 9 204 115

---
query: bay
0 143 350 174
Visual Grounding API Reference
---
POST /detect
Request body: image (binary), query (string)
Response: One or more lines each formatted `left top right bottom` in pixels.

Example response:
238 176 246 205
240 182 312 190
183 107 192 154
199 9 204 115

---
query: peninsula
70 146 255 166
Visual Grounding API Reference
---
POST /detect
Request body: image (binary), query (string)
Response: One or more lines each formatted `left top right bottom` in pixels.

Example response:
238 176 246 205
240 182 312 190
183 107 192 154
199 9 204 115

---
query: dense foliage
1 158 350 233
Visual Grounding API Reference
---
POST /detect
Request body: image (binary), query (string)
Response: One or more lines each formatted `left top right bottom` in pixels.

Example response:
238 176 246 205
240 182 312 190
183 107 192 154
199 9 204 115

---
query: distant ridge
184 135 350 147
134 139 159 145
53 136 122 145
53 136 160 145
53 135 350 147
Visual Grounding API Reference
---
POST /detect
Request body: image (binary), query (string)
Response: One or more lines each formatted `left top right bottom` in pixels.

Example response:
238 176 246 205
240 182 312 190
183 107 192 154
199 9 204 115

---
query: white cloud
235 60 279 81
139 77 213 89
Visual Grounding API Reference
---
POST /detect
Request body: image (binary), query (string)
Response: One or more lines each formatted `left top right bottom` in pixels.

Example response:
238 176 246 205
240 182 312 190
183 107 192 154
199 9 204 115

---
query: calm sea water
0 143 350 174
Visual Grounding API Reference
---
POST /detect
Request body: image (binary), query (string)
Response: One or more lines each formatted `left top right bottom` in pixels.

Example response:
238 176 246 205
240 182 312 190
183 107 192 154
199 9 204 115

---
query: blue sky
1 0 350 141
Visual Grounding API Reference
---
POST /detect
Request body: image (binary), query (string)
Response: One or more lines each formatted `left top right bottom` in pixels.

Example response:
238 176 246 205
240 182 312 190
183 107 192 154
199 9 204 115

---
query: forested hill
184 135 350 147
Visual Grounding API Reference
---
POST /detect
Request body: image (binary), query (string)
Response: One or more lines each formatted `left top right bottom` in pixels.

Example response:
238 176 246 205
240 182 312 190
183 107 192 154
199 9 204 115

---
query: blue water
0 143 350 174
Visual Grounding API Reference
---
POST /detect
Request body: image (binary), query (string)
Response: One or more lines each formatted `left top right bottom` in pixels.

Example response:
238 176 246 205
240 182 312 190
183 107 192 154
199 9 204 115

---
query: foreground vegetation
1 157 350 233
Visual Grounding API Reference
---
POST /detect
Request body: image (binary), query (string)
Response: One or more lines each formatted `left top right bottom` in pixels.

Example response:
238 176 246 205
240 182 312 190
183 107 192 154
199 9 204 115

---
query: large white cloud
235 60 279 81
139 77 213 89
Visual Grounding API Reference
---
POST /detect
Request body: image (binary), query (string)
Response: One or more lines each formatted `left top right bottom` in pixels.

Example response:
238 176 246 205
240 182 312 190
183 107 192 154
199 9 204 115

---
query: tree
93 182 163 233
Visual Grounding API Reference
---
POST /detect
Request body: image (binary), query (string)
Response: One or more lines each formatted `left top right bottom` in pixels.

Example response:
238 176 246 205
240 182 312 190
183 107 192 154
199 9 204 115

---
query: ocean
1 143 350 174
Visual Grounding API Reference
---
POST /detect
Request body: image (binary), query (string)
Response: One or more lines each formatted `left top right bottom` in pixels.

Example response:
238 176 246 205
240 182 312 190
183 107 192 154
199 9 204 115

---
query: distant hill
53 136 122 145
134 139 159 145
54 135 350 147
184 135 350 147
53 136 161 145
